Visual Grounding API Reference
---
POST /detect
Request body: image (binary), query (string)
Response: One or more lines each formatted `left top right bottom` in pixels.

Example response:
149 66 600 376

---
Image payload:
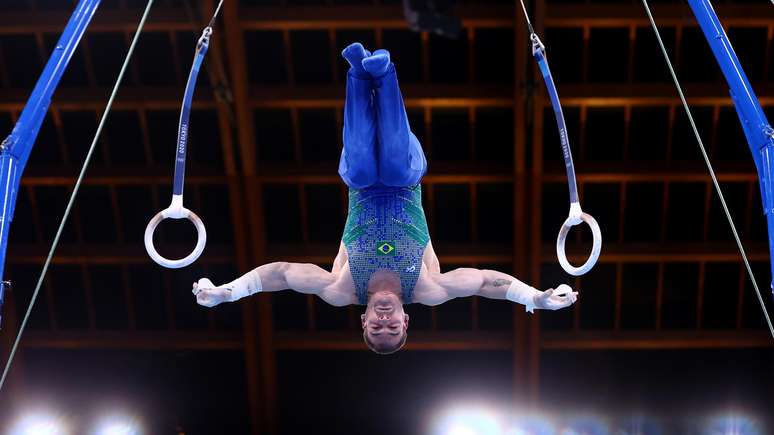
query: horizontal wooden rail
0 5 768 35
21 330 770 351
3 84 773 110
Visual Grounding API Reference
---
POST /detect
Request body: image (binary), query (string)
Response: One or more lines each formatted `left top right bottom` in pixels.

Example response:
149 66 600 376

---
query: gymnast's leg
363 49 427 187
338 43 378 190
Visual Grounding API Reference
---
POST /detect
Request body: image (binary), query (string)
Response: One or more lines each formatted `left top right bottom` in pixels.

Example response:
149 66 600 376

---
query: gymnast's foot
362 49 391 78
342 42 371 79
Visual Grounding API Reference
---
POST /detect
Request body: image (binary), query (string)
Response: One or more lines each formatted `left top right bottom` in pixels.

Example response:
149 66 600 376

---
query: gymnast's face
361 291 409 354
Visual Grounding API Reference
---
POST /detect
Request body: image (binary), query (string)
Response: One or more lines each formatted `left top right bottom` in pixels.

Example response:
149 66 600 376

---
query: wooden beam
274 331 513 351
4 83 773 111
23 331 243 350
20 172 226 186
272 330 774 350
223 2 276 433
550 242 769 263
1 4 769 35
0 5 510 35
512 0 530 393
266 165 760 183
541 330 774 350
18 172 511 186
526 0 547 405
226 163 757 184
0 85 513 110
241 5 514 30
249 84 514 108
6 244 235 264
554 84 774 107
0 87 216 111
549 168 759 183
255 172 514 184
18 329 772 351
544 4 774 28
0 8 198 34
201 0 264 431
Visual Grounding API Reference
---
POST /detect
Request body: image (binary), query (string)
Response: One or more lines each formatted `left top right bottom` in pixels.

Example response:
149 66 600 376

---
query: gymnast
192 42 578 354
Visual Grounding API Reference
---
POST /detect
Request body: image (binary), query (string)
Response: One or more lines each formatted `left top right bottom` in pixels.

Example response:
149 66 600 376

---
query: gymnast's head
361 271 409 355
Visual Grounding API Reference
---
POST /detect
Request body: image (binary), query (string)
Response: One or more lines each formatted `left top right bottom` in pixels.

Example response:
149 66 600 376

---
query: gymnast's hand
533 284 578 311
193 278 231 307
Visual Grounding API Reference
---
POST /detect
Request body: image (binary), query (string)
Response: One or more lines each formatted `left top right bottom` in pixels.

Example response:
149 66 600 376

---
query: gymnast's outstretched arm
193 260 355 308
413 268 577 312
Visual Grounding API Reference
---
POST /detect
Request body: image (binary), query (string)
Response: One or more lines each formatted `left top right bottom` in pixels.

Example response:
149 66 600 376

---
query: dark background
1 0 773 433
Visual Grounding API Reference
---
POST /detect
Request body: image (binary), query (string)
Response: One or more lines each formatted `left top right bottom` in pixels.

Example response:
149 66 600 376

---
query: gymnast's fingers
554 284 572 297
549 296 566 310
197 289 220 307
549 292 573 310
562 292 578 307
534 289 551 310
196 290 211 307
194 277 216 294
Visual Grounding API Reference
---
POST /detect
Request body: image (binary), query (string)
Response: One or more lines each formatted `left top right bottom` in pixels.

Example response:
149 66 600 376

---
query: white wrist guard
505 281 541 313
223 269 263 302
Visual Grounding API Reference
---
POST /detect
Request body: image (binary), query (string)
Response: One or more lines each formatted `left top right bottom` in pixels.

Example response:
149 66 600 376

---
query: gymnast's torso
340 184 431 304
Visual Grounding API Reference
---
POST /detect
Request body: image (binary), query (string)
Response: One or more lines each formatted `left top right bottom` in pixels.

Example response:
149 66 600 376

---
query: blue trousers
338 64 427 189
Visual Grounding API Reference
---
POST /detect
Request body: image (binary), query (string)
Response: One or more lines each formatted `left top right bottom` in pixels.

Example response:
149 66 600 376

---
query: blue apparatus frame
687 0 774 298
0 0 102 324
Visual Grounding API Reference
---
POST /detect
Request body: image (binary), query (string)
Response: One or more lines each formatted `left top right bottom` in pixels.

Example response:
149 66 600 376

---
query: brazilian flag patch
376 241 396 256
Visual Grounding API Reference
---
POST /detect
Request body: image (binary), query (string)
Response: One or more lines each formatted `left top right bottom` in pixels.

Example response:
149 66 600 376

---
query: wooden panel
1 5 769 34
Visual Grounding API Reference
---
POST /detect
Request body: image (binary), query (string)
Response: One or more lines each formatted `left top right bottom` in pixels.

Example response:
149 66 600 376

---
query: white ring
144 209 207 269
556 212 602 276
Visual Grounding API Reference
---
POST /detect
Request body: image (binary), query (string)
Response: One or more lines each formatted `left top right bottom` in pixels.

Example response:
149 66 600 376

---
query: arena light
9 412 67 435
703 412 762 435
432 404 503 435
617 414 664 435
505 413 555 435
558 413 611 435
93 414 142 435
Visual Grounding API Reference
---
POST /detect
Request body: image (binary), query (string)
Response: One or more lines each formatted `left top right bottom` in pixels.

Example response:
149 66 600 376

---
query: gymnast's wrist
505 281 540 314
224 270 263 302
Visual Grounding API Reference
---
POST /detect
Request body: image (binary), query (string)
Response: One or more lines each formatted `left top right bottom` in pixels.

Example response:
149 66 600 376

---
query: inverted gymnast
192 43 578 354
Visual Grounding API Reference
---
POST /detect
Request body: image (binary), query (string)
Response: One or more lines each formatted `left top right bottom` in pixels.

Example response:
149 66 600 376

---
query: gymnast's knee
379 135 427 186
338 153 377 189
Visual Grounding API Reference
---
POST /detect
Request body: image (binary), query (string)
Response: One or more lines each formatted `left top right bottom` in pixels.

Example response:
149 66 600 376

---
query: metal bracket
0 136 11 152
0 280 9 329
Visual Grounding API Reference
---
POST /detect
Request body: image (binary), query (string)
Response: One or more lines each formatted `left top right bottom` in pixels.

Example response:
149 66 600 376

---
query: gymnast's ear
403 313 410 329
360 313 366 329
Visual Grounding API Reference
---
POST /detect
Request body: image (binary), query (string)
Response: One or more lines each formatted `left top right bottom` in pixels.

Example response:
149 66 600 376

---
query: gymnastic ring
144 199 207 269
556 209 602 276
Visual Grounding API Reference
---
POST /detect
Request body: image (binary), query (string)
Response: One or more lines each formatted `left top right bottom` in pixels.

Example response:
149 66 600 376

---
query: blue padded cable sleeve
533 37 579 204
173 38 209 196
